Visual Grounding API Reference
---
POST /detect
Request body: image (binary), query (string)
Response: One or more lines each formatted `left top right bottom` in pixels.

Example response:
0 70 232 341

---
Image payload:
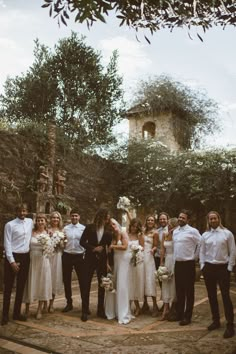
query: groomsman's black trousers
175 260 195 321
62 252 85 306
82 255 107 315
2 252 30 320
202 262 234 325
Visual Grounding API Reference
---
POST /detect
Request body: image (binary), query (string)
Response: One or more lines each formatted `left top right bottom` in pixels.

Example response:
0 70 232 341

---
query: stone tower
126 105 182 152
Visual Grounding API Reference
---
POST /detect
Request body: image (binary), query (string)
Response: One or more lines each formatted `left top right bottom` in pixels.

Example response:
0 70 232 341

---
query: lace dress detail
23 235 52 303
129 239 144 301
161 240 176 303
143 233 157 297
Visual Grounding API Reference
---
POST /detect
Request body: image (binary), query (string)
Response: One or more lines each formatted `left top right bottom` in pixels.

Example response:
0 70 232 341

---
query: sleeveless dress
50 231 64 296
161 240 176 304
105 241 132 324
129 239 144 301
23 235 52 303
143 233 157 297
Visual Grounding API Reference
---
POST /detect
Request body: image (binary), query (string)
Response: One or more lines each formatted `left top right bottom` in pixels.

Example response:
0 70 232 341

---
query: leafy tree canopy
130 75 219 149
42 0 236 36
111 139 236 216
0 32 124 149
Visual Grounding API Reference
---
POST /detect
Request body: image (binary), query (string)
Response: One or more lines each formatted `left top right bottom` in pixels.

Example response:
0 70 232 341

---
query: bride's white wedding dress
105 240 132 324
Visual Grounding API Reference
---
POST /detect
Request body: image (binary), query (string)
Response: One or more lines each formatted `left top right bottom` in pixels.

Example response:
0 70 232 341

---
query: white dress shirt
4 217 34 263
156 226 168 257
97 226 104 244
199 227 236 271
173 224 201 261
64 222 85 254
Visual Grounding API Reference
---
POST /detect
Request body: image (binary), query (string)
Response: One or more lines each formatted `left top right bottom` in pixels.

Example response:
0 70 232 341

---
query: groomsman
200 211 235 339
62 208 85 313
173 210 201 326
80 208 112 322
1 203 33 325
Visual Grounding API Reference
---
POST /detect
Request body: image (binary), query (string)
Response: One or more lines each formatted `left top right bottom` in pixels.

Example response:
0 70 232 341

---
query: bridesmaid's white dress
50 232 63 296
143 234 157 297
161 240 176 304
129 239 144 301
23 235 52 303
105 242 132 324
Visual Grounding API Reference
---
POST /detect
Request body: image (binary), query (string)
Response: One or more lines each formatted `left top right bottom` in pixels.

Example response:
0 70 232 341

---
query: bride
105 218 132 325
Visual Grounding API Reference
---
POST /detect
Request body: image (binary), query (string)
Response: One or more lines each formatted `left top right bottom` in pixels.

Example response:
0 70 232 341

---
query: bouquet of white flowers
100 273 116 293
37 233 54 258
50 231 67 253
155 266 173 282
117 196 131 211
130 244 144 267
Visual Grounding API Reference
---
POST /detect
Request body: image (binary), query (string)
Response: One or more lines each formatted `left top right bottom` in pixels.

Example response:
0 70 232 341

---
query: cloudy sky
0 0 236 147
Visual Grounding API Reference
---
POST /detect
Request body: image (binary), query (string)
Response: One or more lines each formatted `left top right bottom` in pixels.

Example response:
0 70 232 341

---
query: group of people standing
1 204 235 339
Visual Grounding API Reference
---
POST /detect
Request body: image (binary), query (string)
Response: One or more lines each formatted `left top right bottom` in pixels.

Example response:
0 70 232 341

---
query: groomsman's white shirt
199 227 236 271
64 222 85 254
173 224 201 261
4 217 33 263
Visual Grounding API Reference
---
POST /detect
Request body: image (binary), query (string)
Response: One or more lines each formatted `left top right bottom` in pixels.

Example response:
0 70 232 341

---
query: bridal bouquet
100 273 116 293
50 231 67 252
155 266 173 282
37 233 54 258
117 196 131 211
130 244 144 267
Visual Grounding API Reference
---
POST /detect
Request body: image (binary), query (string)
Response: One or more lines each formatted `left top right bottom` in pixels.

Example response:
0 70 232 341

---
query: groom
80 208 112 321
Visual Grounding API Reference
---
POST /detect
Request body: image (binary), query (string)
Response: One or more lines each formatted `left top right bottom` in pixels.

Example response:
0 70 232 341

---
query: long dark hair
206 211 224 231
129 218 143 235
94 208 109 229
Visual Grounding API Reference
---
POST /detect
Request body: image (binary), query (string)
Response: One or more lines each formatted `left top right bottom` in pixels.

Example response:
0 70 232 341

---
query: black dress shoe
97 311 107 319
1 316 9 326
208 321 220 331
223 326 235 339
62 304 73 313
81 313 88 322
13 314 27 321
179 319 191 326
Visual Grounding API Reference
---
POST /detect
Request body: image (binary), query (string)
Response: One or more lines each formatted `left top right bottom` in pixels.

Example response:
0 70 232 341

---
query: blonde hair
169 217 178 229
110 218 122 233
50 211 63 230
206 211 224 231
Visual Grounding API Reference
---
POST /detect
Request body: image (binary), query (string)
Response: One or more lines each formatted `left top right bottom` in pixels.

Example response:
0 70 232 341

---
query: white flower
117 196 131 210
100 273 115 292
196 161 203 166
37 233 54 258
155 266 172 282
221 163 228 170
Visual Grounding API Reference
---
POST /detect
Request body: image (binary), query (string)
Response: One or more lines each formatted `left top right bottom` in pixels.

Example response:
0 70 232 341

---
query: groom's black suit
80 224 112 315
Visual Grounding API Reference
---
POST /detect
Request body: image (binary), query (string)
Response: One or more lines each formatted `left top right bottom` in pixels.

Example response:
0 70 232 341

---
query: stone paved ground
0 279 236 354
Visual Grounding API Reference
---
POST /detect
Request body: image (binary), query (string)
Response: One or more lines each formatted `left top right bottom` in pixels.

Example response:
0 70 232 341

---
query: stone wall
0 130 121 247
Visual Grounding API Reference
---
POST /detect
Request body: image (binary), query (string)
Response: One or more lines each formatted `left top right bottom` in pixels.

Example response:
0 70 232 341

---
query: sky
0 0 236 148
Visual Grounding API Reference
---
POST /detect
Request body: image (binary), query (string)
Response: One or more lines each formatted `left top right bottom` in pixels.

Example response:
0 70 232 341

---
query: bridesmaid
48 211 64 313
128 218 144 316
105 218 132 325
24 214 52 319
142 215 159 317
160 217 178 320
